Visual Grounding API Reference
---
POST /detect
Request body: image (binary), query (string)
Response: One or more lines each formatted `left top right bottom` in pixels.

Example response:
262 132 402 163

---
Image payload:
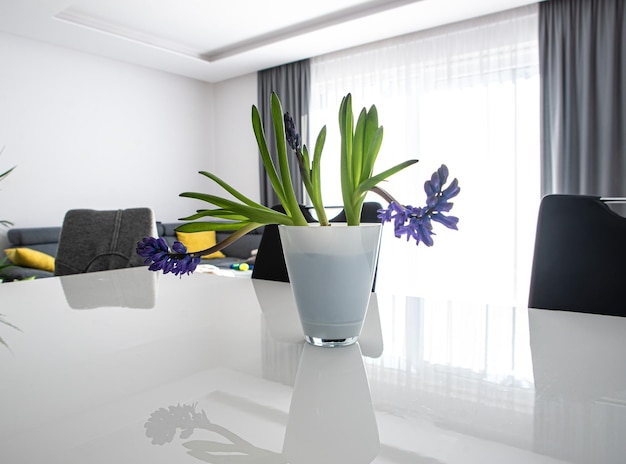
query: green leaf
311 125 328 225
301 145 311 178
251 105 287 206
339 94 357 224
0 166 15 181
363 105 379 158
175 222 263 258
179 191 295 225
175 221 253 232
354 159 419 197
352 108 367 185
271 93 306 224
361 126 384 180
198 171 265 209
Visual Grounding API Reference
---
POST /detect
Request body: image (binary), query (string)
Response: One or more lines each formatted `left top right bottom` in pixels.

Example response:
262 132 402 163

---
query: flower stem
175 223 262 259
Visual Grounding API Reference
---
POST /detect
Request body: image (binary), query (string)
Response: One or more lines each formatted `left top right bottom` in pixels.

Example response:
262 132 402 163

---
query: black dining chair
251 205 318 283
55 208 157 276
252 202 383 287
528 194 626 316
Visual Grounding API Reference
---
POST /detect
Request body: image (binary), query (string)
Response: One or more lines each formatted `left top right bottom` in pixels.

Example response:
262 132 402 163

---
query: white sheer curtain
310 5 540 306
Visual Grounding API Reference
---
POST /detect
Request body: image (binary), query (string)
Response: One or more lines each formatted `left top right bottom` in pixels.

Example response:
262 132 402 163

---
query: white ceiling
0 0 537 83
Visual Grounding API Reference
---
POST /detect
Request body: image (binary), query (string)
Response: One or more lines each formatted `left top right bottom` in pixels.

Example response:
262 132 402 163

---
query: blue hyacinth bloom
377 164 460 247
136 237 201 277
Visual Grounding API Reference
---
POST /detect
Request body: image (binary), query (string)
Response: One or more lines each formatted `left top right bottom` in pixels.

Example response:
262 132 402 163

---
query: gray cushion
8 227 61 247
217 232 260 259
1 265 53 281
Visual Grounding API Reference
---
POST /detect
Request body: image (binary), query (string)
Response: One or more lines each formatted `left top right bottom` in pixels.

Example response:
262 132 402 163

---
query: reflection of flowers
145 403 210 445
0 313 21 351
145 403 285 463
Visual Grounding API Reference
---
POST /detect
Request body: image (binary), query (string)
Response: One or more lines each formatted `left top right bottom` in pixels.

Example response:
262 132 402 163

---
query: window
310 5 540 306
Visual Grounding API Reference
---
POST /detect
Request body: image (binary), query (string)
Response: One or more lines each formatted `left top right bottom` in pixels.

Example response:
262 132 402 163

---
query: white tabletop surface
1 267 625 464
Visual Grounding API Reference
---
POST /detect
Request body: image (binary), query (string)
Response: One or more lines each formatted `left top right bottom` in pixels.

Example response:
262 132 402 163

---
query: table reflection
284 343 379 464
530 309 626 464
145 341 378 463
60 269 158 309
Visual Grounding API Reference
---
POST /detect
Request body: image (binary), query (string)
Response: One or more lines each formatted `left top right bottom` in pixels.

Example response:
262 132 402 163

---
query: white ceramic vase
278 223 382 347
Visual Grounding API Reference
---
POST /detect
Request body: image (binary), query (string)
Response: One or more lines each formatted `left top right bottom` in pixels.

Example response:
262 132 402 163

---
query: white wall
212 73 259 203
0 31 259 249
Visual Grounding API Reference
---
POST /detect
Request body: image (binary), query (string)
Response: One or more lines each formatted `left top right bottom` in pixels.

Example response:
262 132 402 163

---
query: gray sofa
1 222 263 281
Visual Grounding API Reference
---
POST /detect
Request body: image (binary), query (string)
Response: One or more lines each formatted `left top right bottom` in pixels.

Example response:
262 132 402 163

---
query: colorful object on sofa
0 226 60 281
4 247 55 273
175 230 225 259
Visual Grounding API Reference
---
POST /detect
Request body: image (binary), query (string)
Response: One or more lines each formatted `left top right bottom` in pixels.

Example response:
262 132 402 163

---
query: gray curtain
257 59 310 207
539 0 626 196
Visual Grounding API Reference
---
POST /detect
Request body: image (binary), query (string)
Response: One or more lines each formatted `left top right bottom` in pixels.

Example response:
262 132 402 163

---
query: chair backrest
528 195 626 316
252 202 383 287
251 205 317 283
55 208 157 276
328 202 383 224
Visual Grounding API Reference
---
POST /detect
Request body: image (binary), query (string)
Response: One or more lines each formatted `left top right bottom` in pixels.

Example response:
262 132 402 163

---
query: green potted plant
138 93 460 346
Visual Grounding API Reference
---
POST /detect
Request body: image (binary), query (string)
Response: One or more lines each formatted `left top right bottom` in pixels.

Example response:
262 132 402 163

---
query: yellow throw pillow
175 231 226 259
5 247 55 272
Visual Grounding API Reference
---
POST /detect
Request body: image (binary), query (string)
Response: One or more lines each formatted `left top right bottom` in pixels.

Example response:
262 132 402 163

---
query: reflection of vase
252 278 303 344
283 343 379 464
278 224 382 347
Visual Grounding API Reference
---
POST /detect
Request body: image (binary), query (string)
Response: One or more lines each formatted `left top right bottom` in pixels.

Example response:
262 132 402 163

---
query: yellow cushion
175 231 226 259
5 247 55 272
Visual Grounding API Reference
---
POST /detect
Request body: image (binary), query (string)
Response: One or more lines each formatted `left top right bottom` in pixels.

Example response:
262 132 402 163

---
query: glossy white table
1 267 625 464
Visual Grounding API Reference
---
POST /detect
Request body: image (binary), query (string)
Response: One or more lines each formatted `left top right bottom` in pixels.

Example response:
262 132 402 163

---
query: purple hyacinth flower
284 112 301 151
136 237 201 277
431 212 459 230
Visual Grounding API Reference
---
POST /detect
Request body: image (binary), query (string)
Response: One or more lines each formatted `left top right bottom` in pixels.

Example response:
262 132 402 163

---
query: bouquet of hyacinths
137 93 460 276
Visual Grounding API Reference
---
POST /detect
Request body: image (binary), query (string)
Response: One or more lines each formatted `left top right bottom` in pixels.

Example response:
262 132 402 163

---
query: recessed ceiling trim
203 0 424 62
54 0 424 64
54 8 205 60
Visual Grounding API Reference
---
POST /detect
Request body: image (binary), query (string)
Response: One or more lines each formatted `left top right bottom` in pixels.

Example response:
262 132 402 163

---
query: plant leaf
251 105 287 206
175 221 253 232
354 159 419 197
179 192 294 225
339 94 357 224
311 125 328 225
361 126 384 180
270 93 307 225
198 171 265 209
352 108 367 185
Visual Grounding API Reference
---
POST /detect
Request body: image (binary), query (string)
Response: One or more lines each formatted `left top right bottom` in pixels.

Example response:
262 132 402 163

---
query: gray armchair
55 208 157 276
